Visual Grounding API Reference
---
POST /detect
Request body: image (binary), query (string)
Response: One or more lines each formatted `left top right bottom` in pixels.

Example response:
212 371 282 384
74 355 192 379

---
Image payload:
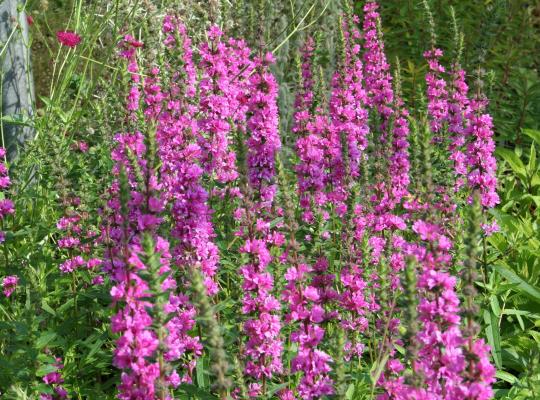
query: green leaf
269 217 284 229
523 129 540 145
528 144 537 172
345 383 355 399
496 148 526 178
84 338 105 361
267 382 289 397
484 310 503 369
178 384 217 400
195 358 207 389
41 300 56 316
57 298 74 314
496 370 518 384
0 114 33 127
494 264 540 303
35 332 57 350
36 364 58 377
370 352 390 386
490 295 501 317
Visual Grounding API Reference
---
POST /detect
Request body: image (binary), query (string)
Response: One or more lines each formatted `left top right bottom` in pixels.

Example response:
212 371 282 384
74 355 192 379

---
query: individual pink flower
2 275 18 297
41 357 68 399
56 31 81 48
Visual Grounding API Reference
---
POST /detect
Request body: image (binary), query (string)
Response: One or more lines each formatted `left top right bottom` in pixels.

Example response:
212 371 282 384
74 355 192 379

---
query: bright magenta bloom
56 31 81 47
2 275 18 297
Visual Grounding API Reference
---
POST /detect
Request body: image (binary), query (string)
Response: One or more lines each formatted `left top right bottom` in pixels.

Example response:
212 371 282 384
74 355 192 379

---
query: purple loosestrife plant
293 37 329 223
158 18 221 299
90 6 500 399
238 53 284 386
103 35 184 399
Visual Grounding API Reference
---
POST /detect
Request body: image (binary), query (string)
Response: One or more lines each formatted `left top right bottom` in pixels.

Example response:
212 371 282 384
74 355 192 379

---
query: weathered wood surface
0 0 34 161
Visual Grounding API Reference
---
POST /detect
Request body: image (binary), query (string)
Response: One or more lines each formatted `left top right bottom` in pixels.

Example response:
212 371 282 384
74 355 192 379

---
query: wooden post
0 0 35 162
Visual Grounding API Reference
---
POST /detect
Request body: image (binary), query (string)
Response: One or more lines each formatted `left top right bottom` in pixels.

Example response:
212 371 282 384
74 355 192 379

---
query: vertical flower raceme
118 35 144 115
293 37 315 123
362 1 393 120
158 17 221 297
245 53 281 208
385 99 411 209
410 225 464 398
0 147 17 299
424 48 449 135
361 1 412 211
239 236 283 383
103 35 186 398
466 97 499 209
238 53 284 385
459 197 496 400
105 130 169 399
143 17 208 382
295 113 330 223
328 14 370 213
57 201 101 276
293 37 329 223
447 66 470 189
379 220 465 399
198 25 253 184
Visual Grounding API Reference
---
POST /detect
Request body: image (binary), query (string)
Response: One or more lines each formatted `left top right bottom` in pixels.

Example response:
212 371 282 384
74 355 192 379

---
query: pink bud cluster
328 15 370 213
424 48 449 134
57 200 101 278
0 147 14 243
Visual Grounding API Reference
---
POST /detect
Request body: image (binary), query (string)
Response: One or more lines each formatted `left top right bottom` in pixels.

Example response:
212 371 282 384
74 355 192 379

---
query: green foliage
488 129 540 397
